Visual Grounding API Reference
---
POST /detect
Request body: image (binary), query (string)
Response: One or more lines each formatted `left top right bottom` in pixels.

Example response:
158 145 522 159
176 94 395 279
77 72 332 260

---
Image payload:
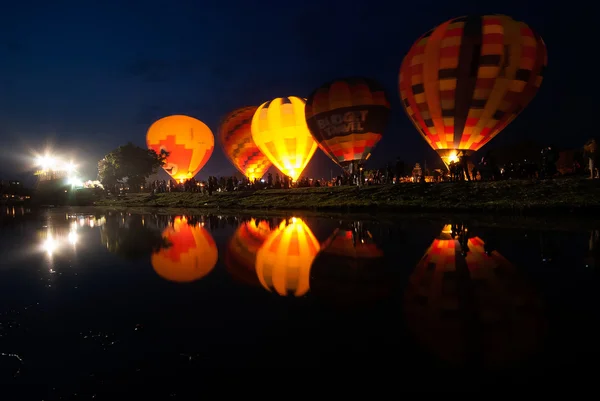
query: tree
101 214 170 259
98 142 167 192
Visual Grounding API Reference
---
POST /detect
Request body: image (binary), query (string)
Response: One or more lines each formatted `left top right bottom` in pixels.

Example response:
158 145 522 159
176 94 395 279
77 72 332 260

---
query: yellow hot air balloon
151 216 218 283
146 115 215 182
251 97 318 181
255 217 320 296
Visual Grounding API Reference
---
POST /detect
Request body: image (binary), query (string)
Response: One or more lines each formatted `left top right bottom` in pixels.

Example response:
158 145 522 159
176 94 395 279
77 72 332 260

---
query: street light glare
35 154 78 174
65 162 76 172
36 155 57 170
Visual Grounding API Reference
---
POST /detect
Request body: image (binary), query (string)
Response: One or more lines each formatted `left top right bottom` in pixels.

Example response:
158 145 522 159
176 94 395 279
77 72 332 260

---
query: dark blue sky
0 0 593 181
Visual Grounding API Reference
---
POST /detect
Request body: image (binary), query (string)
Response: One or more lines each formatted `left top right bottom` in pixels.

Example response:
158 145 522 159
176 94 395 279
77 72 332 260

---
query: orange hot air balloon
255 217 320 297
305 77 391 169
403 224 545 367
146 115 215 181
151 216 218 283
310 226 394 306
224 218 273 287
399 15 547 167
251 97 318 181
219 106 272 182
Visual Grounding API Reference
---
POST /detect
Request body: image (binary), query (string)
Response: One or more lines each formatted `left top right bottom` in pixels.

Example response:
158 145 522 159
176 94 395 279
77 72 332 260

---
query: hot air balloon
310 224 394 306
151 216 218 283
255 217 320 296
305 77 391 170
219 106 272 181
399 15 547 167
251 97 318 181
225 218 273 287
146 115 215 182
403 224 545 367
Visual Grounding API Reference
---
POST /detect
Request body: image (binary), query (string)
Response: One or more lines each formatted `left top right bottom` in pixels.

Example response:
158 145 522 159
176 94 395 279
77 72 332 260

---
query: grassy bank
92 177 600 215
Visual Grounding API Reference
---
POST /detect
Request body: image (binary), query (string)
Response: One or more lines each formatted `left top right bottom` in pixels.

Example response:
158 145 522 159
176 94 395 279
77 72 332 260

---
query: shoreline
48 206 600 232
86 176 600 218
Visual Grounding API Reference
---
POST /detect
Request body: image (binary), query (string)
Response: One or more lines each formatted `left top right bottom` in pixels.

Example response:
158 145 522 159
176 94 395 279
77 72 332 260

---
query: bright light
36 155 57 171
35 153 80 175
64 162 76 173
68 176 83 187
67 231 78 245
43 235 58 255
447 152 458 163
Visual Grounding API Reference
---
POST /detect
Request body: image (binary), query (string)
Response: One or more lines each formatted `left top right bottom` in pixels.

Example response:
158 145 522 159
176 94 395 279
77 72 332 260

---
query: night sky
0 1 593 183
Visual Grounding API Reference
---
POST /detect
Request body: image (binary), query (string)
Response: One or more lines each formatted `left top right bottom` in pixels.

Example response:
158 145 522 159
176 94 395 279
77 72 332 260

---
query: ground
91 177 600 216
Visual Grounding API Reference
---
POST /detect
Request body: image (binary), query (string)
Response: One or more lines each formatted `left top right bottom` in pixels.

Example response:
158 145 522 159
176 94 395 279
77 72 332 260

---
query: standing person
459 150 471 181
584 138 598 179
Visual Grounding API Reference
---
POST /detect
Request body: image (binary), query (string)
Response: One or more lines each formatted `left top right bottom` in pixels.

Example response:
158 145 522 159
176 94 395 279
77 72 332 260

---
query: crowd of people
120 139 599 195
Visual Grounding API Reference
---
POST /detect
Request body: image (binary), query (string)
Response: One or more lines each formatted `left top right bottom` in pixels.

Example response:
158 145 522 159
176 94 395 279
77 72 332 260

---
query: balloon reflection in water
404 224 545 367
225 218 273 287
311 225 393 305
151 217 218 283
255 218 320 296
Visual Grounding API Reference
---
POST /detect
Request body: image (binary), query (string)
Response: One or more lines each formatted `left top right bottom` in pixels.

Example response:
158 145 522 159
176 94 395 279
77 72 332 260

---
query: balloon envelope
225 218 273 287
251 97 318 181
219 106 272 181
306 77 390 168
151 217 218 283
255 217 320 297
404 224 545 366
399 15 547 166
146 115 215 181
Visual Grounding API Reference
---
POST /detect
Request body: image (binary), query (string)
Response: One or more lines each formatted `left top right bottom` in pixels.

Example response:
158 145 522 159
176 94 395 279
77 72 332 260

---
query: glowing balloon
224 218 273 287
255 217 320 297
146 115 215 181
219 106 272 181
306 77 390 168
399 15 547 167
403 224 545 366
251 97 318 181
151 216 218 283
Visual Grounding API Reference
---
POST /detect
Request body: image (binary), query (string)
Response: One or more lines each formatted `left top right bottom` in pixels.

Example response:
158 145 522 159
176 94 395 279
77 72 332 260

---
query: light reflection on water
0 208 599 395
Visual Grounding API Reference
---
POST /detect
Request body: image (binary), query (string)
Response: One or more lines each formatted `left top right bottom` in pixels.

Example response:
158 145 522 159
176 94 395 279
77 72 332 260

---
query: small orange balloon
151 217 218 283
146 115 214 181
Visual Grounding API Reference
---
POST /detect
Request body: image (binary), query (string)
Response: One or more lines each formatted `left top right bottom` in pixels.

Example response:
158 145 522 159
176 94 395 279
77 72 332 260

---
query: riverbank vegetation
92 177 600 215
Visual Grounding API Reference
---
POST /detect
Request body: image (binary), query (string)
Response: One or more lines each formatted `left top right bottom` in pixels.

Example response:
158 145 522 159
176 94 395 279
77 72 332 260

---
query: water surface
1 207 599 396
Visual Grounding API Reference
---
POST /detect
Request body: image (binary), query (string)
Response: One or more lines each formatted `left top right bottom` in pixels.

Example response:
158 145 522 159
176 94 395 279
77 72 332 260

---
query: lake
1 206 599 396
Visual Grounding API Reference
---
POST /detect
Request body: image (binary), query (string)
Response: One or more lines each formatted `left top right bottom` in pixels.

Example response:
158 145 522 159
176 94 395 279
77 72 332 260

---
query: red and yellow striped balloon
219 106 272 181
399 15 547 166
403 224 545 366
306 77 390 168
225 218 273 287
146 115 214 181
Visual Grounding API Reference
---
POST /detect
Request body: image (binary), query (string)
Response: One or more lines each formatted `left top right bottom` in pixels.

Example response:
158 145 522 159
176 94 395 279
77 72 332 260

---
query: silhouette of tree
98 142 168 192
